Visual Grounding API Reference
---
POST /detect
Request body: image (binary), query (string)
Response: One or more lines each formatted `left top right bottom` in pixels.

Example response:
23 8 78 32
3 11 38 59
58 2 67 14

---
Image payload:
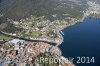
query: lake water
59 18 100 66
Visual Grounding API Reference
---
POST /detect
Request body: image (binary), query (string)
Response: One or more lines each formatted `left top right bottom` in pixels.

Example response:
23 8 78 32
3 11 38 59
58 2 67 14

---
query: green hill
0 0 88 21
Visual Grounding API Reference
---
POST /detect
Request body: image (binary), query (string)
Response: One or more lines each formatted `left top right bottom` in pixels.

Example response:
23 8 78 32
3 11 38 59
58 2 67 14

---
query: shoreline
57 18 98 65
1 16 99 66
55 16 88 66
0 17 87 66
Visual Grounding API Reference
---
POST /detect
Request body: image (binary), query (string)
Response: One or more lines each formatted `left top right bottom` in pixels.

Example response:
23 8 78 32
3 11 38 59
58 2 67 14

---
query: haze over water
59 18 100 66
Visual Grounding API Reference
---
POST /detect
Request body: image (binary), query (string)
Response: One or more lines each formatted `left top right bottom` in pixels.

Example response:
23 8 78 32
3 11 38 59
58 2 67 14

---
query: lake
59 18 100 66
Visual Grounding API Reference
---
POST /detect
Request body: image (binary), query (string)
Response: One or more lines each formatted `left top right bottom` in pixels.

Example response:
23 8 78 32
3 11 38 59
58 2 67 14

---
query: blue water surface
59 18 100 66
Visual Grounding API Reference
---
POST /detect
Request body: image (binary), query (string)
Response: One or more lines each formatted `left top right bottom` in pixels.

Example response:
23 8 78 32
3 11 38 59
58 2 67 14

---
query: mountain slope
0 0 88 21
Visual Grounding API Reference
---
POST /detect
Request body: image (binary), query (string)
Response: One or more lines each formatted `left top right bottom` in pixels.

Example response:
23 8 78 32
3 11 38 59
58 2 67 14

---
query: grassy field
0 34 11 40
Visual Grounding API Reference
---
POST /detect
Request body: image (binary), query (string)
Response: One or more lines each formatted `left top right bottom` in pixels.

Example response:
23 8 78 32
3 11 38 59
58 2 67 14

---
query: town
0 39 74 66
0 1 100 66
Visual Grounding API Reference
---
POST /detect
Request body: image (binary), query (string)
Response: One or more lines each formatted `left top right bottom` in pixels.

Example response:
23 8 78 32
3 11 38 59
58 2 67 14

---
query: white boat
60 31 64 35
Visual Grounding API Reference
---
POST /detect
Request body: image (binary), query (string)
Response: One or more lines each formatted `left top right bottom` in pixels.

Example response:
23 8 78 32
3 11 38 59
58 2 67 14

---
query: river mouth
59 18 100 66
